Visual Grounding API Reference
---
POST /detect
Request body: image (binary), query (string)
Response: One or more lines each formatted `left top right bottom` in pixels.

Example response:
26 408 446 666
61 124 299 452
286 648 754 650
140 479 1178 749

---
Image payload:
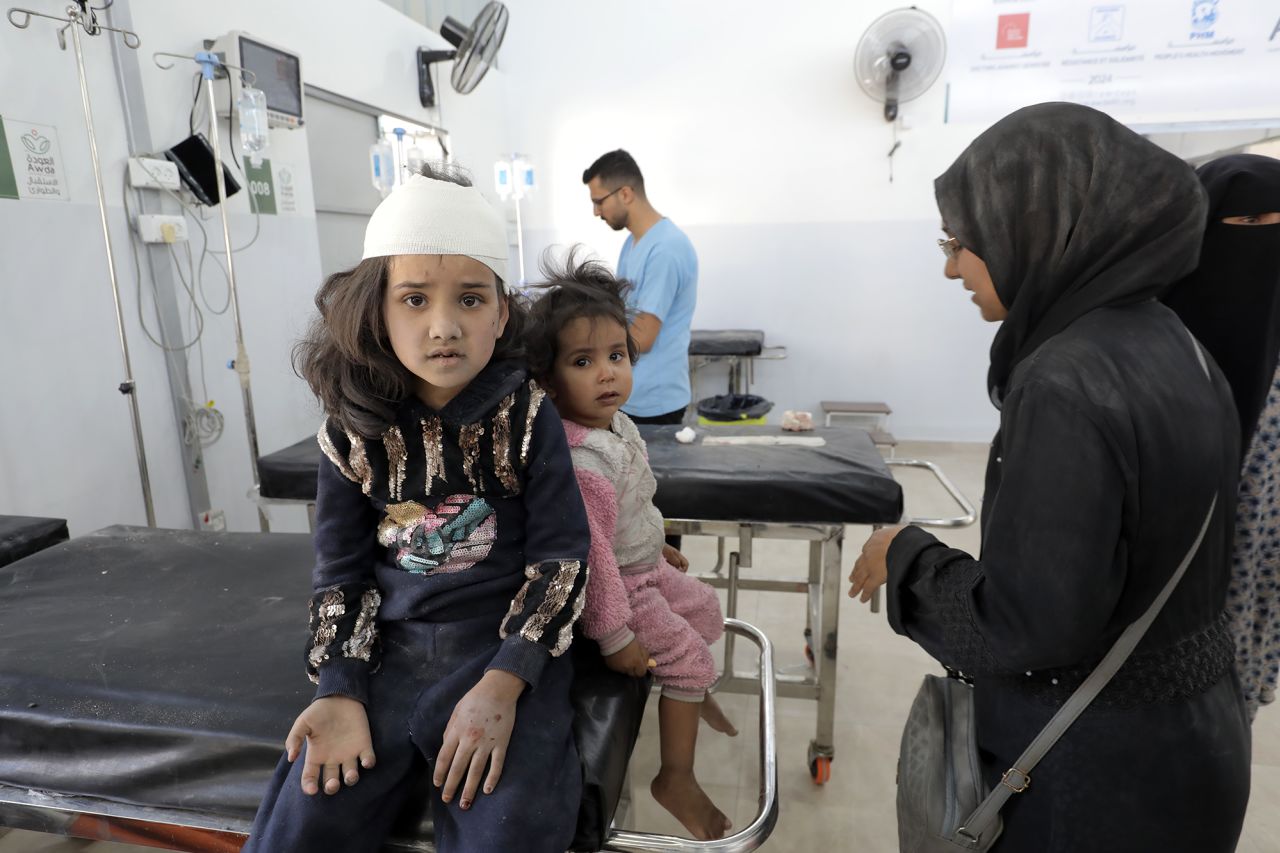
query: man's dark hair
526 247 637 385
292 160 528 438
582 149 645 197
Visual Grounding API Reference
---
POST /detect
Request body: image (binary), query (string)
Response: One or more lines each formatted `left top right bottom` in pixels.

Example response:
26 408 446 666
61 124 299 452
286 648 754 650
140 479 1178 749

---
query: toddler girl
529 253 736 841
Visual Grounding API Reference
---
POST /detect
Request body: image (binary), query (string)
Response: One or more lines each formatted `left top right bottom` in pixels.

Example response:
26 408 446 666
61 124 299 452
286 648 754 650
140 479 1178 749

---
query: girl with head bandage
244 164 593 853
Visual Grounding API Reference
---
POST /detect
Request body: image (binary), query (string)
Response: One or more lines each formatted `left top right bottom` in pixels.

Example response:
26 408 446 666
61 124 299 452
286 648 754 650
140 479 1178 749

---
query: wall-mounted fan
417 1 509 108
854 6 946 122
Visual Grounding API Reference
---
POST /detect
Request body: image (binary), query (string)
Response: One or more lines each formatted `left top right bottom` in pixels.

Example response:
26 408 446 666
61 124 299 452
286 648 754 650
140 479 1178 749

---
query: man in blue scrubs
583 150 698 424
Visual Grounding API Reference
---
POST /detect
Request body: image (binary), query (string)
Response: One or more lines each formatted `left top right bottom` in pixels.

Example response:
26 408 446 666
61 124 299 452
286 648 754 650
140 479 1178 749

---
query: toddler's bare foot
700 694 738 736
651 769 732 840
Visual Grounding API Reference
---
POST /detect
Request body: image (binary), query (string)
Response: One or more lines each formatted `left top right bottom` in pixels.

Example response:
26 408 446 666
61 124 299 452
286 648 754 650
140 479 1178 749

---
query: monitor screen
239 37 302 118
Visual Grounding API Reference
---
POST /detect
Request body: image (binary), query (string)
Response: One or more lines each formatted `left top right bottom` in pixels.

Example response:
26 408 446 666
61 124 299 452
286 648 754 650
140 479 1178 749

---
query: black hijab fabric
935 102 1208 404
1162 153 1280 448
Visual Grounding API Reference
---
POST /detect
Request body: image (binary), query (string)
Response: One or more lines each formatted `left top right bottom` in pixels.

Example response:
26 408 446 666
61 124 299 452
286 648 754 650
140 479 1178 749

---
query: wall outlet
128 157 180 190
199 509 227 531
137 214 188 243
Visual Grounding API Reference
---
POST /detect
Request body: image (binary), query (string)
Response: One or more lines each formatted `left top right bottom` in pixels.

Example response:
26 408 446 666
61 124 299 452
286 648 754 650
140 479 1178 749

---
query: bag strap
955 493 1218 847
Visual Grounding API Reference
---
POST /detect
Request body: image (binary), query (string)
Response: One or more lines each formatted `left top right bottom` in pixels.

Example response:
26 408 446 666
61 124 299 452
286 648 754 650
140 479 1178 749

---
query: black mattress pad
0 526 646 850
688 329 766 357
0 515 69 568
639 425 902 525
260 425 902 525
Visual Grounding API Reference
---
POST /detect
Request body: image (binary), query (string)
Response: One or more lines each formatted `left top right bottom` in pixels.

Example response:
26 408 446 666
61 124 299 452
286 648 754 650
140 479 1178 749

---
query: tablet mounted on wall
163 134 242 207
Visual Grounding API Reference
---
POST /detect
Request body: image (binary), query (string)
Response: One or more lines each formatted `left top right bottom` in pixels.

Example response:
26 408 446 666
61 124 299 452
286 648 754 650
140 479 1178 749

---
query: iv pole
7 3 156 527
153 49 269 531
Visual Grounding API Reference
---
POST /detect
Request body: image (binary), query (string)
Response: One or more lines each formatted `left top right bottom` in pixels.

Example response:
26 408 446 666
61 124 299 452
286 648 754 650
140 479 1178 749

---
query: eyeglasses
937 237 962 259
590 186 624 207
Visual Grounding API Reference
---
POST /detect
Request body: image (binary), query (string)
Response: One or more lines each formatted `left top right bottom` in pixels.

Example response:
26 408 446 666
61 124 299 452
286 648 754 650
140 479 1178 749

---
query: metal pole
197 54 267 531
513 192 526 286
69 13 156 526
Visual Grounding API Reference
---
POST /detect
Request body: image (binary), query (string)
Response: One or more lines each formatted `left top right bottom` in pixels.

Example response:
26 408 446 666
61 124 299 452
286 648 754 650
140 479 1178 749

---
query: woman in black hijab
849 103 1251 851
1164 153 1280 720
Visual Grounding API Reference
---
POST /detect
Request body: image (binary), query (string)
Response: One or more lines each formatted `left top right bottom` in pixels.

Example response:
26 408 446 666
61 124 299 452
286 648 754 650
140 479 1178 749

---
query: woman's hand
848 525 907 603
604 637 652 677
662 543 689 572
434 669 525 810
285 695 376 796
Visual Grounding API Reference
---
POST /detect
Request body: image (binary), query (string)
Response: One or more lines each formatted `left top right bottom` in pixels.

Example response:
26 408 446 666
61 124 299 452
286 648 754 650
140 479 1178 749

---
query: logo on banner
1089 5 1125 43
1 118 67 201
997 13 1031 49
1190 0 1217 39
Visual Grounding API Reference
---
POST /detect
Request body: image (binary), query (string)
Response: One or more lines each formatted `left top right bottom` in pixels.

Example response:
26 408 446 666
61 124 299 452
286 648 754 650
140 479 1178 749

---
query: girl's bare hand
662 543 689 572
604 637 652 677
285 695 376 796
434 669 524 810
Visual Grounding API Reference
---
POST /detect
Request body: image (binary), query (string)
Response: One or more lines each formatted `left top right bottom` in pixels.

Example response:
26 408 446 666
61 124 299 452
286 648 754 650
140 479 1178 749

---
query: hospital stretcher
0 526 778 852
253 422 972 783
687 330 786 398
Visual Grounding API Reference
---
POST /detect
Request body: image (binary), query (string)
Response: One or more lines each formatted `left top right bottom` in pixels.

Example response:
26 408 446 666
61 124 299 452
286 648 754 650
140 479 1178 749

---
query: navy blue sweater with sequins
305 359 591 703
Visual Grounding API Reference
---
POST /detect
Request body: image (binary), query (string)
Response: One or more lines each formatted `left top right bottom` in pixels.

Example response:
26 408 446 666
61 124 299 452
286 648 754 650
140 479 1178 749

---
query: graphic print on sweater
377 495 497 575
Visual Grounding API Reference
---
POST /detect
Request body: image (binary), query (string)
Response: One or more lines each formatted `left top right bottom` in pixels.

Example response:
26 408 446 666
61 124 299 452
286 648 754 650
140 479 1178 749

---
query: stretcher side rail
602 618 777 853
885 458 978 528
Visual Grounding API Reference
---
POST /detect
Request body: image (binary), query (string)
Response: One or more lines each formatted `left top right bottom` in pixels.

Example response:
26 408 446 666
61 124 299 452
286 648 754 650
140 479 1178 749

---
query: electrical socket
128 157 180 190
137 214 188 243
199 509 227 531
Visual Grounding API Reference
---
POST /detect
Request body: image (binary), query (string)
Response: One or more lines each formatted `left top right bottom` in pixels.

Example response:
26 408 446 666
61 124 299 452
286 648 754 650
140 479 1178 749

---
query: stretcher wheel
807 741 834 785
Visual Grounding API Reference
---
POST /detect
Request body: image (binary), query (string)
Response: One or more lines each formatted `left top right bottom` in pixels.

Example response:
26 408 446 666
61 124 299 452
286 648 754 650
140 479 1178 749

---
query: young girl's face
548 316 633 429
384 254 508 410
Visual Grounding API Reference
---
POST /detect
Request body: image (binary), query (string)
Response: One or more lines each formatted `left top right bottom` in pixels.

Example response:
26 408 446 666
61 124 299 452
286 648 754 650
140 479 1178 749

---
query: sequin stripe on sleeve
519 382 548 467
305 583 383 684
498 559 587 656
317 421 359 484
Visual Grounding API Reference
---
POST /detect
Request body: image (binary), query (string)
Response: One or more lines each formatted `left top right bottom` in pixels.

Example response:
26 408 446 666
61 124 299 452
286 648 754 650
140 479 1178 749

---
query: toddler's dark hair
292 161 527 438
526 247 637 385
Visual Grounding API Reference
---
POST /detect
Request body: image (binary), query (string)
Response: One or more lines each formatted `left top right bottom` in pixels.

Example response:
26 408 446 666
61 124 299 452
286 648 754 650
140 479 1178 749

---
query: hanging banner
945 0 1280 126
2 117 69 201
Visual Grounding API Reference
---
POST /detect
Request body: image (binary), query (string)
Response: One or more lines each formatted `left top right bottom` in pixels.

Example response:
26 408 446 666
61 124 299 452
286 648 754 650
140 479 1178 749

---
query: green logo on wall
243 156 276 215
0 117 19 200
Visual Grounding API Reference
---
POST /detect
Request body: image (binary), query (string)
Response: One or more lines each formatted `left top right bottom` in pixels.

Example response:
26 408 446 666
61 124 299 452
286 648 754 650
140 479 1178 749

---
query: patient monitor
208 31 305 129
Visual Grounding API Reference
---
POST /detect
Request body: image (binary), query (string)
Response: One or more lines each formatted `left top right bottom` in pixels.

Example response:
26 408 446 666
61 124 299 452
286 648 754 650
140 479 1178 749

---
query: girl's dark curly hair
526 246 637 385
293 162 527 438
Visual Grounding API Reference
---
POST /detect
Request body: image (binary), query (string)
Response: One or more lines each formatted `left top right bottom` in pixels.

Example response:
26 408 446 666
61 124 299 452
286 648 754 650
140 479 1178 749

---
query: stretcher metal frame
0 619 776 853
674 457 976 782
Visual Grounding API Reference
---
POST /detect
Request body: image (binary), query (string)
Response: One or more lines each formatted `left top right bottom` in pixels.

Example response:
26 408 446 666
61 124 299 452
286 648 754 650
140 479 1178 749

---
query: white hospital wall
496 1 1008 441
0 0 509 534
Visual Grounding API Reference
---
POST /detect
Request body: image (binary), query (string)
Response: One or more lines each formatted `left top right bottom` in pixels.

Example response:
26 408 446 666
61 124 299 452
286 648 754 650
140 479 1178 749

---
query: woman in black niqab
1163 153 1280 720
851 103 1251 852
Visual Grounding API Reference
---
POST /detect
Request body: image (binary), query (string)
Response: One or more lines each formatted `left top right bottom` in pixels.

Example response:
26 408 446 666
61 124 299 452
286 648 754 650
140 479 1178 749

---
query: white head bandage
361 173 509 283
